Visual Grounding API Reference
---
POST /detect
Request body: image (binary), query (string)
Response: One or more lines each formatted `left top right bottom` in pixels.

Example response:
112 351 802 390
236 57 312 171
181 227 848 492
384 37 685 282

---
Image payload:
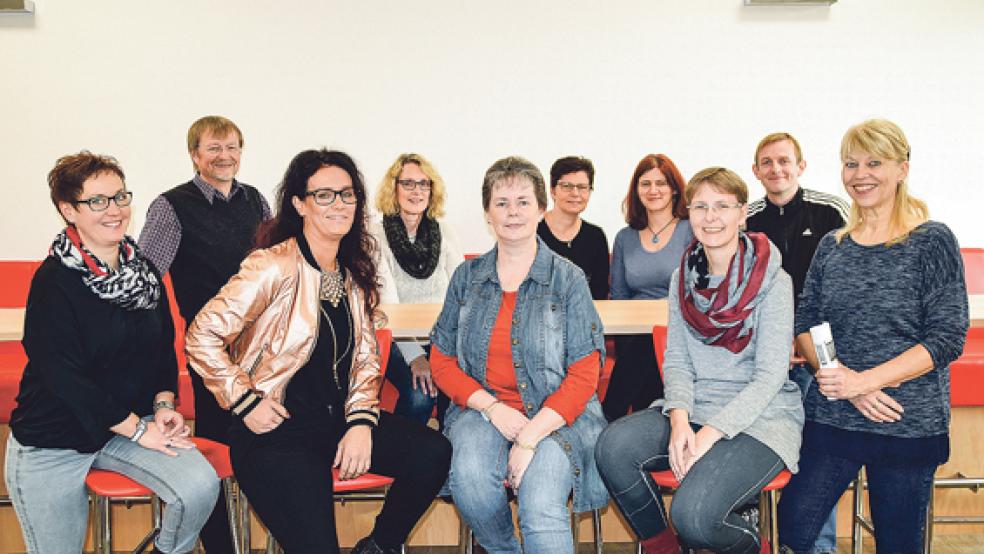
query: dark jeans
602 334 664 421
188 366 236 554
595 408 784 554
384 342 449 426
777 425 938 554
228 410 451 553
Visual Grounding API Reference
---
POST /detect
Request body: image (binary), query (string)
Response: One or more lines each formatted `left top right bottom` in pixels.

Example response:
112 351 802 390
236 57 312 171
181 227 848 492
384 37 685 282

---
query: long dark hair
255 148 379 314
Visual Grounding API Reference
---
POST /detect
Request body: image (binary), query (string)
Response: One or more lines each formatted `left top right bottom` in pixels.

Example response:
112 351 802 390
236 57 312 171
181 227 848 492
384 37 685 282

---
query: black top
745 187 849 305
537 218 611 300
163 180 267 323
282 235 354 426
11 258 177 453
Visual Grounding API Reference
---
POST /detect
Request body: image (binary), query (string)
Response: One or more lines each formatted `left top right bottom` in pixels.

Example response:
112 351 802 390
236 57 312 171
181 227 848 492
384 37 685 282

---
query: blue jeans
448 409 575 554
595 408 784 554
777 424 937 554
385 341 449 425
5 427 220 554
790 365 838 553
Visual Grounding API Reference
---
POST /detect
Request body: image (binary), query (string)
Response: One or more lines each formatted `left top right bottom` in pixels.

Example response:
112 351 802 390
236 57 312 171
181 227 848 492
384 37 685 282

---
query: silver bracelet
153 399 176 412
130 419 148 442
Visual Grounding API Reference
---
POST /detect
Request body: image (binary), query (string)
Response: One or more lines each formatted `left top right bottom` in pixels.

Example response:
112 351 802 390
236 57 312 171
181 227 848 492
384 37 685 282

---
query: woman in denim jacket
430 156 608 554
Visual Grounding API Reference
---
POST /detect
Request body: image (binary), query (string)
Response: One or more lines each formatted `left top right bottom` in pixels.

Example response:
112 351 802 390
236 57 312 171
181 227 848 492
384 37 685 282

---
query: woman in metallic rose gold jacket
186 149 451 554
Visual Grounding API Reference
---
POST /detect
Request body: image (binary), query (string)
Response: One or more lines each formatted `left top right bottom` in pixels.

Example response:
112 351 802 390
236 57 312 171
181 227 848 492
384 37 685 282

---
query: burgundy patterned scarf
678 232 780 353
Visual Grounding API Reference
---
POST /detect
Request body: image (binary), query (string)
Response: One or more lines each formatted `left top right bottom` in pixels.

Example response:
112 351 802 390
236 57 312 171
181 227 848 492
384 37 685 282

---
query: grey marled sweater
795 221 969 438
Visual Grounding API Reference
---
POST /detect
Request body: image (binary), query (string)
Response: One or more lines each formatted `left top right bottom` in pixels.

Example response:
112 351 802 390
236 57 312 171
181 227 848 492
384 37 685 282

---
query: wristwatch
153 399 176 412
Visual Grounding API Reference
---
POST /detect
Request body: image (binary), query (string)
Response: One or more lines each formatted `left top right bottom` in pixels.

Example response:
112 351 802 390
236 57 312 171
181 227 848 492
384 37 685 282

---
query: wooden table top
379 299 668 338
2 294 983 342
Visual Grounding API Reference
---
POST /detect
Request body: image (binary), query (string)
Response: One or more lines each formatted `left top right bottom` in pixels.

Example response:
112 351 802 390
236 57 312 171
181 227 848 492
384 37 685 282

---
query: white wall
2 0 982 259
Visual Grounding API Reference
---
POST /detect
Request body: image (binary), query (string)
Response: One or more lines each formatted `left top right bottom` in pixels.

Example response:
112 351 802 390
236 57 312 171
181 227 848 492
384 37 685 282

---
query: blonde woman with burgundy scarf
595 167 804 554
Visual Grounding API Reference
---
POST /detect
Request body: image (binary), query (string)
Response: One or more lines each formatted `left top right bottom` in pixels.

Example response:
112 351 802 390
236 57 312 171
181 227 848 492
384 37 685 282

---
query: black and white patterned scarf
382 214 442 279
50 226 161 310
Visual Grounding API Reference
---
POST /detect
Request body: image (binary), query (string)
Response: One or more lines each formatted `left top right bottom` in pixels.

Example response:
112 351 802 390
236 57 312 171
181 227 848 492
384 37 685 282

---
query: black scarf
382 214 442 279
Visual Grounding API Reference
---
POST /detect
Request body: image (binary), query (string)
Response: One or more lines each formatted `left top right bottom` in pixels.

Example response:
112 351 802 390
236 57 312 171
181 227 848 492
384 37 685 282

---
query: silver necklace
648 217 676 244
320 296 353 392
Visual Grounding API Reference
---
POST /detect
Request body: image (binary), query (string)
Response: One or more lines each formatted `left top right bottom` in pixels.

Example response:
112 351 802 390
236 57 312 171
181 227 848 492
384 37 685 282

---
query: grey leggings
595 408 784 554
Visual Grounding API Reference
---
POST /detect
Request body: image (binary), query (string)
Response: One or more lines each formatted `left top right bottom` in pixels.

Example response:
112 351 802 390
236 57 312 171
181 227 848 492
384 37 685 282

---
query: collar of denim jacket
470 235 553 287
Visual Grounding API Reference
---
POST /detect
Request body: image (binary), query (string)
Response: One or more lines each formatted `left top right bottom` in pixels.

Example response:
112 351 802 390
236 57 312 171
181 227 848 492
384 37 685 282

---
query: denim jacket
430 237 609 511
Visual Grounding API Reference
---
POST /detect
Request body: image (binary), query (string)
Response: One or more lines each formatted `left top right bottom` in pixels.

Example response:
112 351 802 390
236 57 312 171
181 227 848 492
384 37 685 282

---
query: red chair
648 469 791 554
85 437 244 554
960 248 984 294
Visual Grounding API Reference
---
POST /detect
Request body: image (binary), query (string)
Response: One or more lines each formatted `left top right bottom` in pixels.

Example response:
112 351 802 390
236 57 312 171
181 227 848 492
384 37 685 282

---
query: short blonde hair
187 116 243 172
374 153 447 219
754 132 804 164
835 119 927 245
685 167 749 205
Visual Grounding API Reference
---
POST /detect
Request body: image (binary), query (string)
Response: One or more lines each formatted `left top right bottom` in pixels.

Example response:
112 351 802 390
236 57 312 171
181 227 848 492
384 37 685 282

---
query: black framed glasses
397 178 432 192
557 182 593 193
72 190 133 212
305 187 357 206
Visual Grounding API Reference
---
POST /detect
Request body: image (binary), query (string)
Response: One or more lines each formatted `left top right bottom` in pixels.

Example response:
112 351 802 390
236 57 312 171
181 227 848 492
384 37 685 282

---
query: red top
431 291 600 425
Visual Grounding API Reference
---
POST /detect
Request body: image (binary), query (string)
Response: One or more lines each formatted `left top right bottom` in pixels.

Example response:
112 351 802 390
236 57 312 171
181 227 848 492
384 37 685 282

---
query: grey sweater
656 268 805 473
795 222 969 438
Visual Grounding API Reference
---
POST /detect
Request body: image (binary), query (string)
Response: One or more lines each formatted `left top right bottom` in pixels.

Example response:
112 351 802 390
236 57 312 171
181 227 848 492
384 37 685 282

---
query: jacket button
591 323 597 331
512 317 519 324
526 403 534 411
564 443 572 451
519 382 527 389
512 338 519 345
574 468 581 476
513 361 520 368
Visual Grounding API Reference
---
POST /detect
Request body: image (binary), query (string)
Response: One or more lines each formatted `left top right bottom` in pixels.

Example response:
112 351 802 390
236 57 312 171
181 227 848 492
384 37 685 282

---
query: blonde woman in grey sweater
595 167 804 554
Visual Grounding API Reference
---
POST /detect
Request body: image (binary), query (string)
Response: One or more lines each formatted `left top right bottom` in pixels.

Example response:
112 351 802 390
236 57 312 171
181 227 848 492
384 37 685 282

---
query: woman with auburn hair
186 149 451 554
597 167 803 553
373 153 462 425
5 152 218 554
777 120 968 552
603 154 694 421
431 156 608 553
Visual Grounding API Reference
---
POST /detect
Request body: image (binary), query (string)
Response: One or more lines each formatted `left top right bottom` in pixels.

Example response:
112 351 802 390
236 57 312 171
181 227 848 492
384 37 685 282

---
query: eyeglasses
557 182 592 193
687 202 744 217
397 178 432 192
203 144 241 155
72 190 133 212
638 180 671 190
305 187 357 206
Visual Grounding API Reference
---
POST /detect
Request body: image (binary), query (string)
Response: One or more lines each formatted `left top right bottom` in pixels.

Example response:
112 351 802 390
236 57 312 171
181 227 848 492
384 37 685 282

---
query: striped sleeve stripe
802 189 851 222
747 198 767 218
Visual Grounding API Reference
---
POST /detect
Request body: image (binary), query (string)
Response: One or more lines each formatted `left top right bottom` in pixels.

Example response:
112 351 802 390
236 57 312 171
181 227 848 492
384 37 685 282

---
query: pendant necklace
648 217 677 244
320 296 353 393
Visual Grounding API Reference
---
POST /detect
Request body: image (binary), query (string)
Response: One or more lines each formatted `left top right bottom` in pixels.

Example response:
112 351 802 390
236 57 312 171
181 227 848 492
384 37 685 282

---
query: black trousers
601 334 664 422
228 410 452 554
188 366 236 553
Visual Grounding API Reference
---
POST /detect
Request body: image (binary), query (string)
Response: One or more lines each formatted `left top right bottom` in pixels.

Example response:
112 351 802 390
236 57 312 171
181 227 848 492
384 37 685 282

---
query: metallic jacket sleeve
184 249 282 409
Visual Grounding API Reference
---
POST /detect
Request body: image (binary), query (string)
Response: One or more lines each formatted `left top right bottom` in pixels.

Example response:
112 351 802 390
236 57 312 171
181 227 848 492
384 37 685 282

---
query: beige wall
1 0 983 259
